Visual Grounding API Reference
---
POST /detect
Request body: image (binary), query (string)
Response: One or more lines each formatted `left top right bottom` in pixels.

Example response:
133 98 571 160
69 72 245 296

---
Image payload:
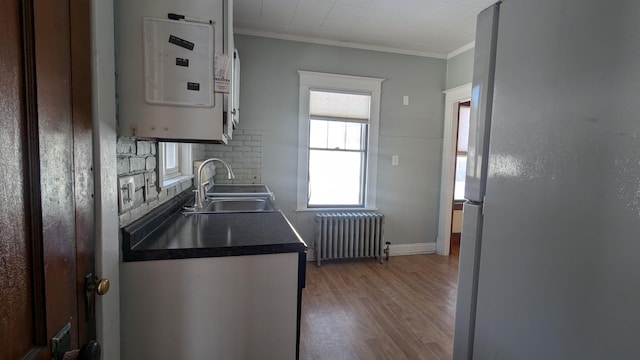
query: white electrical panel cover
143 18 214 107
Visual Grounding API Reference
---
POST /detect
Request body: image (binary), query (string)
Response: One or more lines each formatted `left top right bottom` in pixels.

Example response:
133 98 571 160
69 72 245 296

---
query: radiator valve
384 242 391 261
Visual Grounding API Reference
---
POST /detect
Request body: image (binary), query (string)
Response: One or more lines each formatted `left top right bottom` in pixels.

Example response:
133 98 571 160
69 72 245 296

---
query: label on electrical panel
175 57 189 67
168 35 194 51
187 82 200 91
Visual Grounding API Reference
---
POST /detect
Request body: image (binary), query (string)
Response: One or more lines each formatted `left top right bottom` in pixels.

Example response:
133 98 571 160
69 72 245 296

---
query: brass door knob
88 277 110 296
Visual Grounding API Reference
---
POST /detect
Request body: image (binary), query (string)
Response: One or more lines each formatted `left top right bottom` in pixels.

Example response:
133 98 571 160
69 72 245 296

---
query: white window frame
296 70 384 211
158 142 194 189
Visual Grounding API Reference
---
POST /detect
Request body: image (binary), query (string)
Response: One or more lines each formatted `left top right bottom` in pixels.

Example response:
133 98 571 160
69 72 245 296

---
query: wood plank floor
300 254 459 360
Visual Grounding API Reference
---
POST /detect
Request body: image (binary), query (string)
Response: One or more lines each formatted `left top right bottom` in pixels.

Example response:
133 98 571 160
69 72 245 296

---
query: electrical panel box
143 18 214 107
116 0 235 143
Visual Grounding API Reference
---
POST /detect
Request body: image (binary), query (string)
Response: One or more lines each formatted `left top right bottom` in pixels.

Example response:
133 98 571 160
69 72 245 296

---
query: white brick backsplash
117 158 129 175
132 174 145 189
133 189 144 207
117 136 192 228
244 152 261 158
225 152 244 158
129 158 145 172
146 186 158 201
119 212 132 227
145 156 156 170
118 129 262 227
158 188 169 204
149 170 157 184
233 146 251 152
137 141 151 156
129 202 149 223
117 139 135 154
194 129 263 186
203 151 224 158
148 198 159 210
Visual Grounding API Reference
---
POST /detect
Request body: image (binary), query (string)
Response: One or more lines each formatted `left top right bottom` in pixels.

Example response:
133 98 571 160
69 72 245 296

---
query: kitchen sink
205 184 273 199
183 196 278 214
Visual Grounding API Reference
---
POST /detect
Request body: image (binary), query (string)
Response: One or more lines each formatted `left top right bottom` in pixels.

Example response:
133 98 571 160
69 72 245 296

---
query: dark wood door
0 0 94 359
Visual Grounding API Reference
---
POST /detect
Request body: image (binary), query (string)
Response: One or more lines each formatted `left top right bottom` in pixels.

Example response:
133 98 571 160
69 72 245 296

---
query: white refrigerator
453 0 640 359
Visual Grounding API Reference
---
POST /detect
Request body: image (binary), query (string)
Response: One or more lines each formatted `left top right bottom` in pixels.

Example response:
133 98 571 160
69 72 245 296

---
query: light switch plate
392 155 399 166
118 176 135 211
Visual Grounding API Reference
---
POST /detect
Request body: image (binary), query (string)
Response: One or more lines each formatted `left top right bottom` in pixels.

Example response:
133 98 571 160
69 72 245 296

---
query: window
163 142 180 178
297 71 384 210
158 142 193 188
453 102 471 200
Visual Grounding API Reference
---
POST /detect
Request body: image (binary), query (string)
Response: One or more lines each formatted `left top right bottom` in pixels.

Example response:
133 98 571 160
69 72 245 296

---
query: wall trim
91 0 120 358
447 41 475 59
436 83 472 256
235 27 448 59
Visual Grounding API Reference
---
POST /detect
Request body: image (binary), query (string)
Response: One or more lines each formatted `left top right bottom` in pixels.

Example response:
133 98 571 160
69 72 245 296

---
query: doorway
436 83 471 257
450 101 471 256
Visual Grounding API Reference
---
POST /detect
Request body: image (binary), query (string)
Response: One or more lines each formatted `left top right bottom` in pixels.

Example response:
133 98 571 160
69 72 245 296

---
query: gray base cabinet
121 252 299 359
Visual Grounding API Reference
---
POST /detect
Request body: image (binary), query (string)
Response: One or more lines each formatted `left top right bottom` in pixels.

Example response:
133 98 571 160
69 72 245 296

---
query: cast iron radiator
314 212 386 266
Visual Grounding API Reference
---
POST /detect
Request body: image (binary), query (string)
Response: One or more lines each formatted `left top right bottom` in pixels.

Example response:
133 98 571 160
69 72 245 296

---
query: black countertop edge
122 190 194 250
123 243 307 262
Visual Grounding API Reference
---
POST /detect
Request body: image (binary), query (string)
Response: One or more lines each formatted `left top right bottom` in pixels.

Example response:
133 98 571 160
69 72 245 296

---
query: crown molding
234 27 448 59
447 41 475 59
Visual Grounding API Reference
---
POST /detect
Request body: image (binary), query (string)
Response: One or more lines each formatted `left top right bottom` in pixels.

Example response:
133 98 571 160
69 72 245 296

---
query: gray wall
445 48 475 89
235 35 446 247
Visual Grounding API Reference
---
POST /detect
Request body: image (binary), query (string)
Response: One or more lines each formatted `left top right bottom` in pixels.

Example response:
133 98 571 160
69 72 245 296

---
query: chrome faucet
193 158 235 209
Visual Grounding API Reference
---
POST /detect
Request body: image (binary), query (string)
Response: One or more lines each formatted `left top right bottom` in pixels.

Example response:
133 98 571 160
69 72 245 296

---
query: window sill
160 174 194 190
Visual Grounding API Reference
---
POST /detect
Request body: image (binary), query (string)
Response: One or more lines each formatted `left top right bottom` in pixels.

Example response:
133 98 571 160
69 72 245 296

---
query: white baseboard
306 242 437 262
390 243 437 256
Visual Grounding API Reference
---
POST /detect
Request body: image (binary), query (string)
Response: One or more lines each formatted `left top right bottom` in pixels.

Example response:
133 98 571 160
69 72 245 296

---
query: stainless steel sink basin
183 197 278 214
207 198 276 212
205 184 273 199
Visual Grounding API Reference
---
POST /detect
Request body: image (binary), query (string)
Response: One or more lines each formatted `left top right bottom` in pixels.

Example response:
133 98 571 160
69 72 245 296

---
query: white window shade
310 90 370 120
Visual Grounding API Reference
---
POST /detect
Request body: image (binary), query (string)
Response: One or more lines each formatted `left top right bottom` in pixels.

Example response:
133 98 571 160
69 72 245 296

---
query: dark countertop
122 190 307 262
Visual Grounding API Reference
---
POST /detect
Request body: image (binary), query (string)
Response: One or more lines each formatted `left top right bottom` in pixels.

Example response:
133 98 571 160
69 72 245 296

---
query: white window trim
158 142 194 189
296 70 384 211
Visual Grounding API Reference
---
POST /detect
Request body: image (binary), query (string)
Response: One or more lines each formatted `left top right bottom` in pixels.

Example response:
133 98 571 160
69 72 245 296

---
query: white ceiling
233 0 497 58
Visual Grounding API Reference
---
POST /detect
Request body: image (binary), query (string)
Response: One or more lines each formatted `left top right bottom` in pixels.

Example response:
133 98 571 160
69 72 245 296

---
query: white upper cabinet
116 0 238 143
